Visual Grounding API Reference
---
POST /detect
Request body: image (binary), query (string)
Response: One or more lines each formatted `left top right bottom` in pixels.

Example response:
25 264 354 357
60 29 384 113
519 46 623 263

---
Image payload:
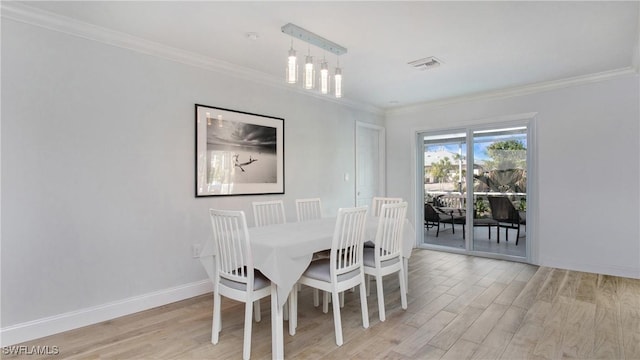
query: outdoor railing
425 191 526 213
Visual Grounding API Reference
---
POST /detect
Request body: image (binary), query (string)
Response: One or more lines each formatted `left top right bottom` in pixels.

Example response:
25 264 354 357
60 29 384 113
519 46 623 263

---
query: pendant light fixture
320 59 330 94
303 49 315 90
281 23 346 98
286 40 297 84
334 66 342 98
334 55 342 98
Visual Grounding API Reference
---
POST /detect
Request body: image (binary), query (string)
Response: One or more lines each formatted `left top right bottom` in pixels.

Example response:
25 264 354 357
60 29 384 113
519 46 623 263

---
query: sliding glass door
419 121 530 260
471 127 527 257
422 131 467 250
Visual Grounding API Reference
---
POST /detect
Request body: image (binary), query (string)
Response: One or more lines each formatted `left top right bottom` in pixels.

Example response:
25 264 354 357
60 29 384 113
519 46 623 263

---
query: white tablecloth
200 216 415 307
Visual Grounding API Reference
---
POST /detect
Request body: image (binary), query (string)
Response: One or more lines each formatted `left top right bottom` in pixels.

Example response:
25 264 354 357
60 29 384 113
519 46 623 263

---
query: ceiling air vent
408 56 443 71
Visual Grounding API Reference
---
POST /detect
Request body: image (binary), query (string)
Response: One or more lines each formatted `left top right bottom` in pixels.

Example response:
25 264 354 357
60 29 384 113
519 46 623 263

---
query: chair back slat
331 206 368 278
371 197 403 217
252 200 286 227
375 202 407 264
209 209 253 288
295 198 323 222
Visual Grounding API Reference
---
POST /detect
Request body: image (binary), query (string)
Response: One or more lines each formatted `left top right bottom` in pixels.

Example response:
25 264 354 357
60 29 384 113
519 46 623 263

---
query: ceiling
19 1 640 110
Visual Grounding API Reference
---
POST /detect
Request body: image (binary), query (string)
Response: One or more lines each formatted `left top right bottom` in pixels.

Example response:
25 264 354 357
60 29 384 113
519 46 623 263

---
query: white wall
0 18 382 341
386 75 640 279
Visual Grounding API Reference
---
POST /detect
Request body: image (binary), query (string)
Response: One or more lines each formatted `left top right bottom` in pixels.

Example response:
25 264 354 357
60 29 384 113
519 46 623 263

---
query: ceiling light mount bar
281 23 347 56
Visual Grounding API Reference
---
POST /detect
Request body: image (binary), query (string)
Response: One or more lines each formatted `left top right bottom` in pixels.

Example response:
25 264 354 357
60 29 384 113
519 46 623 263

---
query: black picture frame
195 104 284 197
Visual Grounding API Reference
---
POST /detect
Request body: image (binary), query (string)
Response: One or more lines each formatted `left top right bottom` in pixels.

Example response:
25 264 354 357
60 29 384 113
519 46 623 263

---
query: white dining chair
366 197 403 250
295 197 327 307
252 200 286 227
209 209 272 360
363 202 408 322
251 200 292 320
295 198 323 222
371 197 403 217
294 206 370 346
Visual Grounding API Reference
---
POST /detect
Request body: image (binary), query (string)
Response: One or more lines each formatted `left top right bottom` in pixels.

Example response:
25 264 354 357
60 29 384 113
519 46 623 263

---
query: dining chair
294 206 370 346
251 200 292 320
295 197 326 307
371 197 403 217
364 202 408 322
209 209 272 360
367 197 402 248
295 198 323 222
252 200 286 227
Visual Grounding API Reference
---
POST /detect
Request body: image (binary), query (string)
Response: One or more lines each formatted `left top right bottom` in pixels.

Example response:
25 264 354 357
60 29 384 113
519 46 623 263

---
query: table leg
271 285 284 359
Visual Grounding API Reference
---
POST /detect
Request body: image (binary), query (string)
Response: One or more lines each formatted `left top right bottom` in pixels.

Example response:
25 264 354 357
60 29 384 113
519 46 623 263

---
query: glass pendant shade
334 67 342 98
304 55 315 90
286 48 297 84
320 60 330 94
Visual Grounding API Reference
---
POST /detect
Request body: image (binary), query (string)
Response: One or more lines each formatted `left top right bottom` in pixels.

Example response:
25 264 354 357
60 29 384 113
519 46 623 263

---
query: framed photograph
195 104 284 197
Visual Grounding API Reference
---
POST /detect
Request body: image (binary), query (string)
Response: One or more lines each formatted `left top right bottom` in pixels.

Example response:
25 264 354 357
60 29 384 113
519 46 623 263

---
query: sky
425 133 527 162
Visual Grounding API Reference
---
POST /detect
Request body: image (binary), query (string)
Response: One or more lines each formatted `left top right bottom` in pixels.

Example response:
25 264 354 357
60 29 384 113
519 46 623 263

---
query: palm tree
430 157 452 191
474 140 527 193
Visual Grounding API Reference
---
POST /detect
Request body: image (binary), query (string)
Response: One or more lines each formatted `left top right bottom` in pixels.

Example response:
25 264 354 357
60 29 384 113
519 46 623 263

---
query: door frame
355 121 386 206
412 112 537 264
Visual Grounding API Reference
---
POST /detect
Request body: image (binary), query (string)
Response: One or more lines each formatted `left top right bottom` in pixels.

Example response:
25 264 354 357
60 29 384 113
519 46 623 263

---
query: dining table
199 215 415 359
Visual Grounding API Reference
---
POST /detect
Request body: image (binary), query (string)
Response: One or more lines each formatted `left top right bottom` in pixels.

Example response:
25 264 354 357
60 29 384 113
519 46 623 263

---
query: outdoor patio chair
424 203 465 237
487 196 526 245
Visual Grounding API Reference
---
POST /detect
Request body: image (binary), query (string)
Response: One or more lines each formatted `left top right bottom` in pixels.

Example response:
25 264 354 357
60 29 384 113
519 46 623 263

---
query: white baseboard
0 280 213 347
540 257 640 279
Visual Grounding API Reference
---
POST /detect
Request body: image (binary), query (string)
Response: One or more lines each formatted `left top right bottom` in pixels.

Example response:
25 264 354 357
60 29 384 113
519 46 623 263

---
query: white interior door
355 122 385 207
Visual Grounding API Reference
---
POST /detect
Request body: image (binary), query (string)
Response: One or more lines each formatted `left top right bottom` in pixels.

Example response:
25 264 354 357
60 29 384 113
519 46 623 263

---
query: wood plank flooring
4 250 640 359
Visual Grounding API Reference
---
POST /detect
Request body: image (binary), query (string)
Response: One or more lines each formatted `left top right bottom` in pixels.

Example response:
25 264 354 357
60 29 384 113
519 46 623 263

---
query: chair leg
323 291 330 314
243 299 253 360
313 289 320 307
376 274 386 322
340 292 345 308
436 222 440 237
331 291 343 346
359 279 370 329
253 299 261 322
212 292 221 344
516 225 520 246
403 258 409 294
367 275 371 296
399 266 408 311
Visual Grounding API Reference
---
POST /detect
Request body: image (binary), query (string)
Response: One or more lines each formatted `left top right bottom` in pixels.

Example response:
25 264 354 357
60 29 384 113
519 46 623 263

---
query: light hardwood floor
5 250 640 359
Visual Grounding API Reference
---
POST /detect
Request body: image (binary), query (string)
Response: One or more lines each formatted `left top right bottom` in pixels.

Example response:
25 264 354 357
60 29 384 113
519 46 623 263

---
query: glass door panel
422 132 467 249
471 127 527 257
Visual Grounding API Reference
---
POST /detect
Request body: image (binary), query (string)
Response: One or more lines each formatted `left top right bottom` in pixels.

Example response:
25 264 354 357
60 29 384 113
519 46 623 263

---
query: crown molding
386 67 637 116
1 2 383 115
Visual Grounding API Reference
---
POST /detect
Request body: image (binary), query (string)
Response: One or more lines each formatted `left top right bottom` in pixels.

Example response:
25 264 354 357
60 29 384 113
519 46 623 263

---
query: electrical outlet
192 243 201 258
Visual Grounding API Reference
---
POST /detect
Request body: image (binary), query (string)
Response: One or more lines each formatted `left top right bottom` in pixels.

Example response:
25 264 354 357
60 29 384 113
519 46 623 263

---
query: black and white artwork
195 105 284 196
